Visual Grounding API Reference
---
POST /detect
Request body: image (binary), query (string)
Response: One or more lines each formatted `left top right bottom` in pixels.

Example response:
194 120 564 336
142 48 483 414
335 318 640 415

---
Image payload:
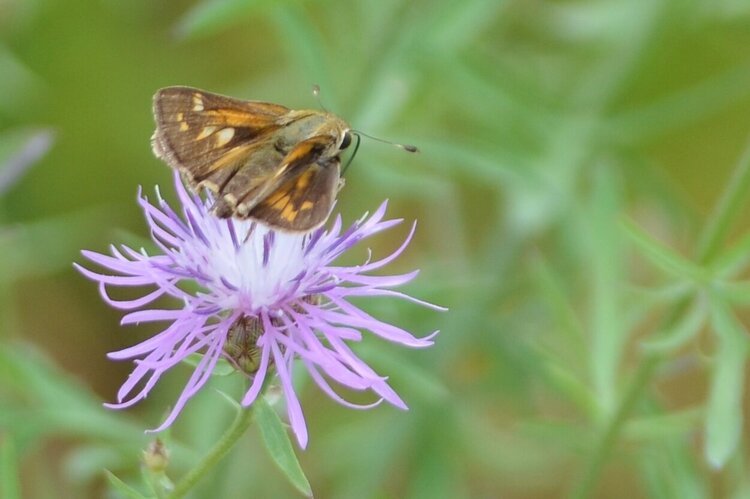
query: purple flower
76 174 442 448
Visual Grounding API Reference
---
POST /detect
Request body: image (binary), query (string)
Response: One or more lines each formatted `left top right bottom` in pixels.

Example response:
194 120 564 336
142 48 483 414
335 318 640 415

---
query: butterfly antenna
352 129 418 153
342 134 361 176
311 84 329 112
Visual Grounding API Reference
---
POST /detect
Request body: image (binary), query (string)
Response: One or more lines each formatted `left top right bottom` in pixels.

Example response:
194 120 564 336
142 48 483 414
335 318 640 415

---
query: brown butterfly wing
210 135 341 230
245 157 341 231
152 86 289 188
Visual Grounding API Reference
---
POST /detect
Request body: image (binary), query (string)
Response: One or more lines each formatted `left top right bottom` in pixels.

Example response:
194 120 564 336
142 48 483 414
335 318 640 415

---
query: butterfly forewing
152 87 288 183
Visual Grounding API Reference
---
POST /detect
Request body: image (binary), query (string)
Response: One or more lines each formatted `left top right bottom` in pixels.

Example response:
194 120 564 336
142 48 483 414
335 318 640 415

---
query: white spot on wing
196 126 217 140
192 94 204 112
215 127 235 147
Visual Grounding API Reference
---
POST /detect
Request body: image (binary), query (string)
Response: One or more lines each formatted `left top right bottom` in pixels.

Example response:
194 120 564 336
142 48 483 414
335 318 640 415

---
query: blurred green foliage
2 0 750 497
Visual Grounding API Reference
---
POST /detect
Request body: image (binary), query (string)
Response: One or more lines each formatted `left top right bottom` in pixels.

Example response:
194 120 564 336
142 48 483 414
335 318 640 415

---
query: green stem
697 133 750 264
570 354 661 499
570 303 690 499
168 407 254 499
571 134 750 498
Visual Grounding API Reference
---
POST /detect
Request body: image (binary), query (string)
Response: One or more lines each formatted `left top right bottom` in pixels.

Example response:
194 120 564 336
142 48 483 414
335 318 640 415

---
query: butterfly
151 86 353 232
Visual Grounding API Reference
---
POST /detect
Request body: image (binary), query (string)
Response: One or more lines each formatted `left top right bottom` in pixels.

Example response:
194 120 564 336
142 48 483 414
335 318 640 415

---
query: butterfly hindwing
247 158 341 231
210 135 339 228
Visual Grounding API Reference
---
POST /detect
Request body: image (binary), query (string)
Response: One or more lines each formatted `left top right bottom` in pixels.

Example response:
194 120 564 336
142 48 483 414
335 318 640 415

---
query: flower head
76 174 442 447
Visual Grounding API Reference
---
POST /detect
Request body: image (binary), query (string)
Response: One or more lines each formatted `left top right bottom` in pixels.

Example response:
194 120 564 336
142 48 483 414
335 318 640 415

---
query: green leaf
718 282 750 305
587 166 625 413
174 0 270 40
2 208 111 282
270 4 335 106
638 437 708 499
254 395 312 497
624 407 703 442
641 295 707 352
622 218 707 282
0 48 45 117
705 300 749 468
104 470 148 499
710 231 750 278
1 437 21 499
606 63 750 144
538 358 598 418
0 344 147 444
0 128 54 196
530 252 586 350
697 136 750 264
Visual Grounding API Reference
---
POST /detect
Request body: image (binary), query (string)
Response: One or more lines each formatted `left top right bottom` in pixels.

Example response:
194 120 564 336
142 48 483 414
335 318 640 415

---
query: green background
3 0 750 497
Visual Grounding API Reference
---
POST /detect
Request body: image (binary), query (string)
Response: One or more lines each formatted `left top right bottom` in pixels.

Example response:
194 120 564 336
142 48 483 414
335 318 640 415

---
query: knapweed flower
76 173 442 448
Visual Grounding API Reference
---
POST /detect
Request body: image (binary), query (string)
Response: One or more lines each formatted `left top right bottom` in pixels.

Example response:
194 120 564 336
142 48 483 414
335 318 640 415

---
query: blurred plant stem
571 133 750 499
168 405 254 499
570 351 665 498
697 134 750 264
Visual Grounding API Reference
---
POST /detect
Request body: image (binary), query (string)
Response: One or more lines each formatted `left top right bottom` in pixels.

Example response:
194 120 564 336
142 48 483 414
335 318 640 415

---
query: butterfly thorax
276 109 350 158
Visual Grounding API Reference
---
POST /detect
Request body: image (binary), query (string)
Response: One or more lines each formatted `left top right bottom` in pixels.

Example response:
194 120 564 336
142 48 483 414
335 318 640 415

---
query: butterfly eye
340 132 352 150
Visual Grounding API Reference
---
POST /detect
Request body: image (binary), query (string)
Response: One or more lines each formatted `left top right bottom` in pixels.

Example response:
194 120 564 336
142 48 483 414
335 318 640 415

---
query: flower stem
168 407 254 499
571 135 750 498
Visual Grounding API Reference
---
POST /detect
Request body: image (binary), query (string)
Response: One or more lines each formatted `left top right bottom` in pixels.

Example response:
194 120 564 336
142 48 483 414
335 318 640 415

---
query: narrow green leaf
718 281 750 305
697 134 750 264
710 231 750 278
104 470 148 499
705 300 749 468
174 0 268 40
0 344 147 442
3 208 111 281
606 63 750 144
538 358 598 418
622 218 707 282
1 437 21 499
638 437 708 499
270 4 335 106
413 137 531 186
642 295 707 352
0 48 44 116
255 395 312 497
588 166 625 413
0 128 54 196
624 407 703 442
530 252 586 349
